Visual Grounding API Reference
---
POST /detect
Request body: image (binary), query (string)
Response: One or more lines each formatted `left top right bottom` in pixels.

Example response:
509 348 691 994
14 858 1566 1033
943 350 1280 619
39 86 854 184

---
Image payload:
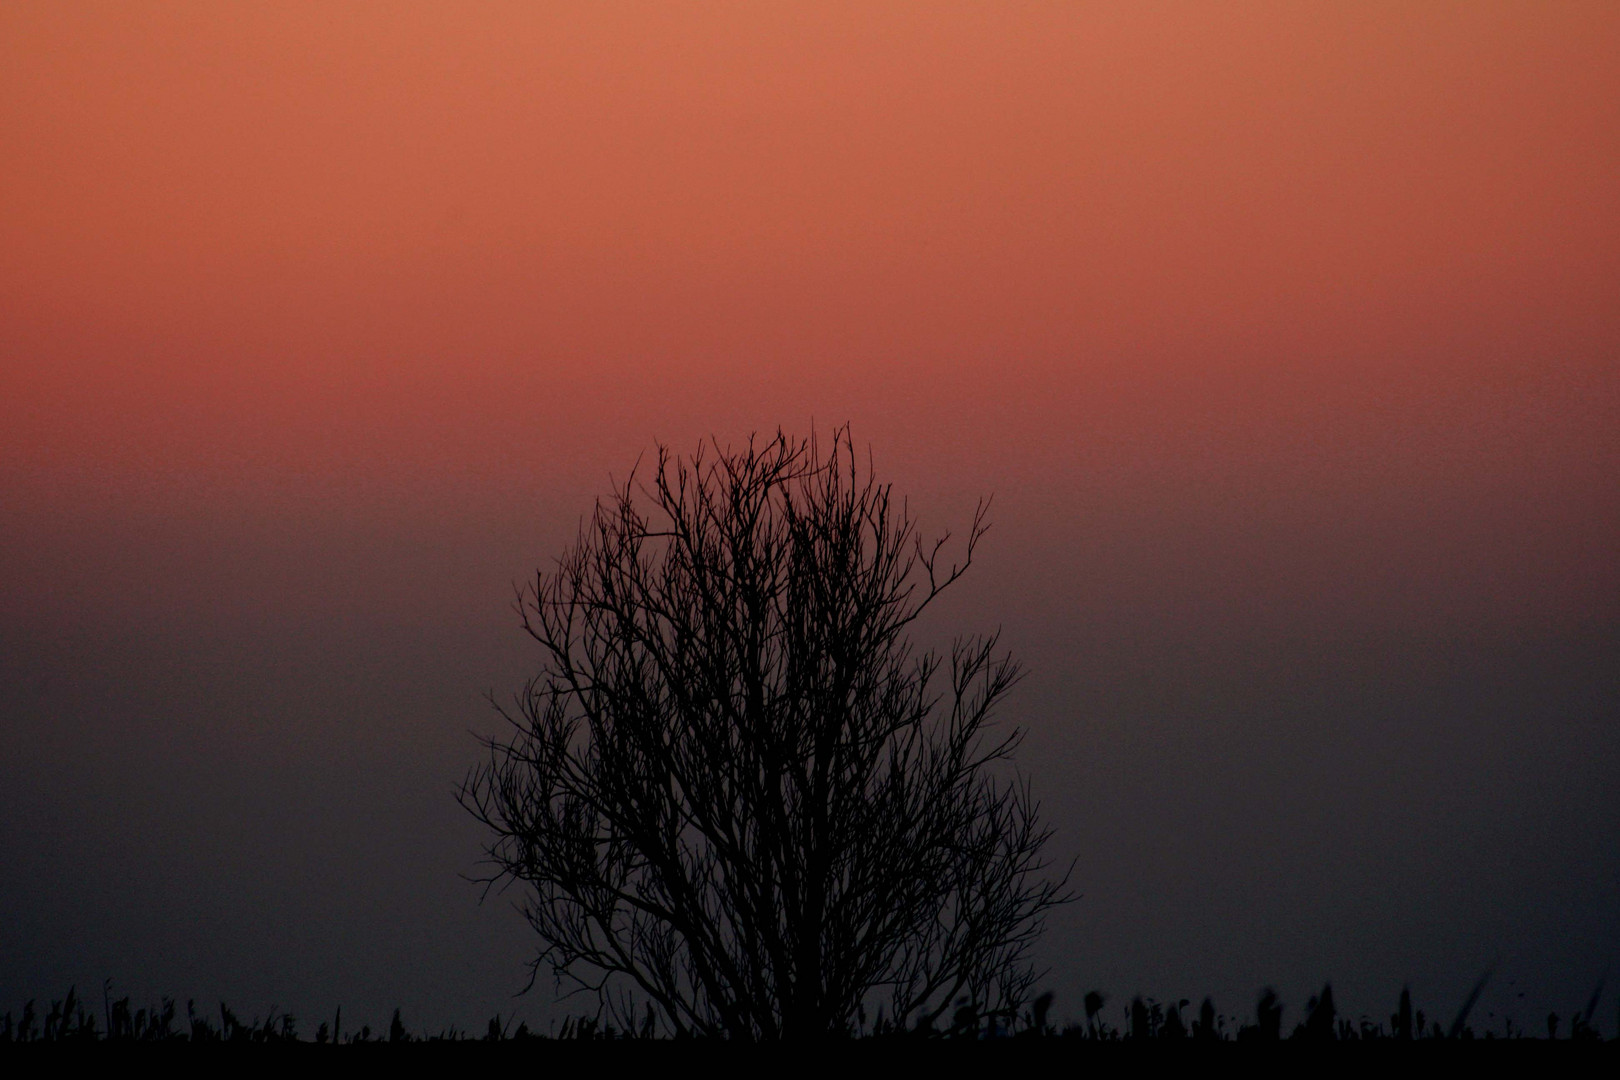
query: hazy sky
3 3 1617 1034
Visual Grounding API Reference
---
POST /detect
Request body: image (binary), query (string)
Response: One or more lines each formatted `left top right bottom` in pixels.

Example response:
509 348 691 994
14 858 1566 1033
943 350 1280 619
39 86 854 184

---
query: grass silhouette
2 978 1613 1044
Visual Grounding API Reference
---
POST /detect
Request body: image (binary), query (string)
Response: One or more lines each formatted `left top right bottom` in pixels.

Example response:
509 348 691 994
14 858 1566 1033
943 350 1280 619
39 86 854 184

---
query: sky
3 2 1617 1035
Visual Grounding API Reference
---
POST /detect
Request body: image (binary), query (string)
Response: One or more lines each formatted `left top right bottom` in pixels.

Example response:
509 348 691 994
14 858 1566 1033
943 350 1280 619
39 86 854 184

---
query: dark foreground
5 982 1615 1053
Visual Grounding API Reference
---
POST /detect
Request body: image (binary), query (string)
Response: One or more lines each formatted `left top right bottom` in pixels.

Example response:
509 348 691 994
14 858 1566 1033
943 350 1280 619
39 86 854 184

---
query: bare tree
460 428 1070 1040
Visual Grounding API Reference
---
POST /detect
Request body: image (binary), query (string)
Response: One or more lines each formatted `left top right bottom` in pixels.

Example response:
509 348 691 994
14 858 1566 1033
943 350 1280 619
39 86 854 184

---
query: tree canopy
461 428 1069 1039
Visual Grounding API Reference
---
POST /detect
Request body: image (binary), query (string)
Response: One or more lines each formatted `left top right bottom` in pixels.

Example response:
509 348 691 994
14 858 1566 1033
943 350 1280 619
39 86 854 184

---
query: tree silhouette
460 428 1070 1039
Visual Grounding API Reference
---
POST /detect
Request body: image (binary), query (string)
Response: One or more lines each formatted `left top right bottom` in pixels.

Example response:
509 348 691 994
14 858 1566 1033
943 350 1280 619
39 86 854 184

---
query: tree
460 428 1070 1040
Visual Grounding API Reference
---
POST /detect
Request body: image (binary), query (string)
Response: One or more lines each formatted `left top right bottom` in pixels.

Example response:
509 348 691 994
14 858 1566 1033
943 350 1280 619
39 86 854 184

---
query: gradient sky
3 3 1618 1034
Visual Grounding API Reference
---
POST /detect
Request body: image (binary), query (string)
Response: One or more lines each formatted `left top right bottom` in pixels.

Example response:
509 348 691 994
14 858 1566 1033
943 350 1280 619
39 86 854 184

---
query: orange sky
3 2 1617 634
3 4 1620 1027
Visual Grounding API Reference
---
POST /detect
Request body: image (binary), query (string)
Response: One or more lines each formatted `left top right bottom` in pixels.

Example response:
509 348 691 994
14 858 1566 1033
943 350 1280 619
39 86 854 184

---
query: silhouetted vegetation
460 429 1070 1038
12 434 1609 1052
2 981 1613 1045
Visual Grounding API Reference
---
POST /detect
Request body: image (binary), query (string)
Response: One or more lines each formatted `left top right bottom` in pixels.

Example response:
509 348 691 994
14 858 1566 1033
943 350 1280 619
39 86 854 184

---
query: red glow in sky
3 3 1618 1029
5 3 1617 638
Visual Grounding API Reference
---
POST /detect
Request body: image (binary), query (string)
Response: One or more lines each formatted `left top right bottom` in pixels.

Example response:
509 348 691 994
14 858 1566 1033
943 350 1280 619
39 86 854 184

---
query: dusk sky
3 3 1617 1033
